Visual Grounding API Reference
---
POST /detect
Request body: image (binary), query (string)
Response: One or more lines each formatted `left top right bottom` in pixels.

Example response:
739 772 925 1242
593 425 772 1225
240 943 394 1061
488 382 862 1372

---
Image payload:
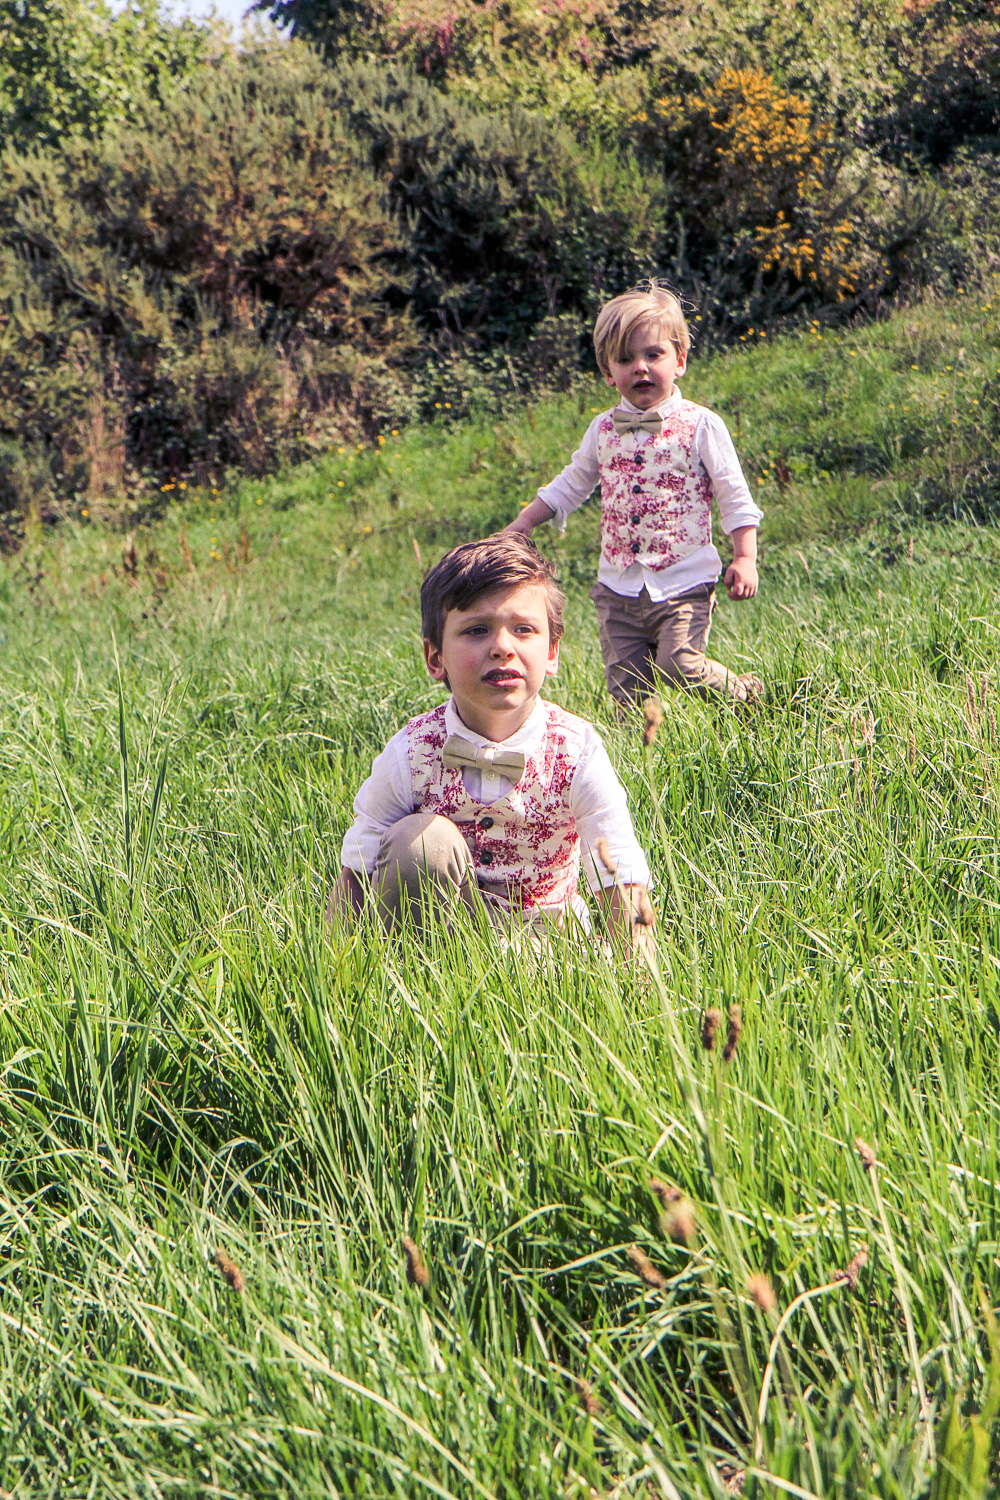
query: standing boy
506 284 763 705
328 534 653 942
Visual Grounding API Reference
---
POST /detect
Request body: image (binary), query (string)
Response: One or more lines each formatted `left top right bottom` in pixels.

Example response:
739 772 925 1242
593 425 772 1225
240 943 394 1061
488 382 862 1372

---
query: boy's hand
724 525 759 600
503 497 555 536
724 557 758 599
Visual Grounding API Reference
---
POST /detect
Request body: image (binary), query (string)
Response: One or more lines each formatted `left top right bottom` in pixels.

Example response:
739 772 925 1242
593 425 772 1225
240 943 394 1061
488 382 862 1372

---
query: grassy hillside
2 295 1000 1498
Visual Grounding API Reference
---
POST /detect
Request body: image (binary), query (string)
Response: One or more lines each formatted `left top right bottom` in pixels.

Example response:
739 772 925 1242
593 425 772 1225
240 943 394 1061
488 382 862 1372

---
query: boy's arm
327 867 366 924
326 732 413 929
505 496 555 536
572 732 655 950
725 524 758 600
696 413 763 601
504 415 603 535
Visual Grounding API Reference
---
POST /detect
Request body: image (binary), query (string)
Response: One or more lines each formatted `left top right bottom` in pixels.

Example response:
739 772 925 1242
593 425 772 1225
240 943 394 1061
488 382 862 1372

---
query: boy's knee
660 645 711 690
373 813 474 924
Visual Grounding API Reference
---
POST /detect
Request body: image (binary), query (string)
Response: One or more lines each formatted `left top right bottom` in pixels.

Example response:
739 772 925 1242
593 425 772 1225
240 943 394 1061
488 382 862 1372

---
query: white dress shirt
341 697 652 898
537 388 762 601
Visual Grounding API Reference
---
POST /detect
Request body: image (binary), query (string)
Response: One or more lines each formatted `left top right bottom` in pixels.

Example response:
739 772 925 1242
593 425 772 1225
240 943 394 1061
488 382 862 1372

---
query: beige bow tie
442 734 525 779
612 407 664 438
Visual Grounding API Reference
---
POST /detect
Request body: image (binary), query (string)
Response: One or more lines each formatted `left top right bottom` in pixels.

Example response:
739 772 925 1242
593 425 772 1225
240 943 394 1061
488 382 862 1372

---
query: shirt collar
618 387 683 418
444 695 548 751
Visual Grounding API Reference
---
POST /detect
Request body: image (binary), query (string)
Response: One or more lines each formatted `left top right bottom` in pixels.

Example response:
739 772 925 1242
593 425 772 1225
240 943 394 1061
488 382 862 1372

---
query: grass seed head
576 1376 601 1416
594 837 617 877
981 672 988 708
662 1201 697 1246
747 1272 778 1315
650 1177 681 1208
722 1004 742 1063
702 1007 722 1051
213 1248 245 1293
835 1248 868 1290
402 1235 431 1288
627 1245 667 1288
967 675 979 727
642 697 663 746
632 887 656 928
855 1137 877 1171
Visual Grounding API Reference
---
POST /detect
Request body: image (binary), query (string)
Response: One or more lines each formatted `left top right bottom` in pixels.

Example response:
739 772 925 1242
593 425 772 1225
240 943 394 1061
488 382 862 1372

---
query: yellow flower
363 525 372 532
444 402 452 408
434 402 442 409
338 481 345 487
911 364 919 370
391 429 399 435
81 508 89 517
256 498 263 505
179 481 187 489
338 446 345 453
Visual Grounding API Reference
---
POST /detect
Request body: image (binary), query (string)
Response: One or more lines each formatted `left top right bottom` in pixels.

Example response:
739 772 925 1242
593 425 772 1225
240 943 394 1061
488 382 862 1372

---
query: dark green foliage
0 44 661 509
874 0 1000 166
0 44 414 500
322 60 662 342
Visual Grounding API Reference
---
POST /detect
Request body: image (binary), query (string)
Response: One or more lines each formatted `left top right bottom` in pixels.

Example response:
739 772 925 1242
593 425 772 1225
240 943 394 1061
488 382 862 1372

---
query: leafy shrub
321 59 662 342
874 0 1000 166
0 44 416 503
0 0 212 151
628 68 877 330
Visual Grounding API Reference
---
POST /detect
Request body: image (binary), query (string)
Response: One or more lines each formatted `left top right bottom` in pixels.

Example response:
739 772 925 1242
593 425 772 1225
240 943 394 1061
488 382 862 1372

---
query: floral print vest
597 402 714 572
406 701 587 911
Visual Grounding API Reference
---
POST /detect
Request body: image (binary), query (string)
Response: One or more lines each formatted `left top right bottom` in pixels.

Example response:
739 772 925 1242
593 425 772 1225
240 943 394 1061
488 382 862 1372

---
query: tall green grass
1 295 999 1497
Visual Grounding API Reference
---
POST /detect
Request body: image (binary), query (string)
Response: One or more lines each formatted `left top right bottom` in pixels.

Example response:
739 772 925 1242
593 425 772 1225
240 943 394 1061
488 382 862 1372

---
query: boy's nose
491 632 515 656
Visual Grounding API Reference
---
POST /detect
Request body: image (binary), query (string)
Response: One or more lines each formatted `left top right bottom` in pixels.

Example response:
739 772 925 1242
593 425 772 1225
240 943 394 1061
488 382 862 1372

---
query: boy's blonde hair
593 284 690 377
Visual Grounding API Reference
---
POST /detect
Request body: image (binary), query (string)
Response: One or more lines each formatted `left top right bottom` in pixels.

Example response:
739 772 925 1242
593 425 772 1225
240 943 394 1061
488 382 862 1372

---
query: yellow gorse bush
635 68 870 300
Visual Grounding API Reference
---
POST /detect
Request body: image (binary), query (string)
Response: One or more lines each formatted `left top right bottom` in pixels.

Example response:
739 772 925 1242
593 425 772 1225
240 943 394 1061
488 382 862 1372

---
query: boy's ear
545 636 560 679
675 348 688 377
424 638 448 683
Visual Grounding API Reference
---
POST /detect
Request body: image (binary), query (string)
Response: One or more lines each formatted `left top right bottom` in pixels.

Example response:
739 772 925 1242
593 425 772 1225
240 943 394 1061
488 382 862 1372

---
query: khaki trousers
372 812 492 930
590 581 740 703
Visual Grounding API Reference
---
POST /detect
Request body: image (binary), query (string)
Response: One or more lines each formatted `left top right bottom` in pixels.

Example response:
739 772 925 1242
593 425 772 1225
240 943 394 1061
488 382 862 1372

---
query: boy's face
605 319 687 410
424 582 559 738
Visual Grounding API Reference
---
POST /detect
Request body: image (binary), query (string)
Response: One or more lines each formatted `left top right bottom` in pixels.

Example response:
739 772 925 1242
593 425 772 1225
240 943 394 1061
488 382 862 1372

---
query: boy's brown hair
420 534 565 649
593 283 690 377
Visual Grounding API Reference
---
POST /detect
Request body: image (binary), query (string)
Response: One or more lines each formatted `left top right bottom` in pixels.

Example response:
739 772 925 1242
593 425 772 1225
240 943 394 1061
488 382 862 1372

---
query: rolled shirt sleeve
340 730 414 878
570 729 652 893
695 411 762 535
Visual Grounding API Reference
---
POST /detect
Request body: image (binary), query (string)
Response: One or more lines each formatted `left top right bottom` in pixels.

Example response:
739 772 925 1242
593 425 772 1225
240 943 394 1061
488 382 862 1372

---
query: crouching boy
507 283 763 706
328 534 653 943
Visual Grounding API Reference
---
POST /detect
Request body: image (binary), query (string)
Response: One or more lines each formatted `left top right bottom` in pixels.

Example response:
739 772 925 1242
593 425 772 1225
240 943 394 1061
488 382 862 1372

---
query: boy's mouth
483 669 523 685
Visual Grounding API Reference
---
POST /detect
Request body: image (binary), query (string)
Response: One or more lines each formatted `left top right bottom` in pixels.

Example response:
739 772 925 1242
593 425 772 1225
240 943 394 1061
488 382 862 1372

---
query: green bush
0 44 415 504
0 0 211 151
322 59 662 345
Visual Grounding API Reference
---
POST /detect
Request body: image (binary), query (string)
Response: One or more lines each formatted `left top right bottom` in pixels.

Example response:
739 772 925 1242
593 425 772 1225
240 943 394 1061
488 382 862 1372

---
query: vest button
479 849 494 865
479 816 494 830
631 513 641 524
631 484 642 494
631 541 641 554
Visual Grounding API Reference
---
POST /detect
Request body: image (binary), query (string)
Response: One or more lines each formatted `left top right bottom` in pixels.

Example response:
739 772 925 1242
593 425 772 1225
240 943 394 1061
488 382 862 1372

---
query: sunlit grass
1 296 999 1497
